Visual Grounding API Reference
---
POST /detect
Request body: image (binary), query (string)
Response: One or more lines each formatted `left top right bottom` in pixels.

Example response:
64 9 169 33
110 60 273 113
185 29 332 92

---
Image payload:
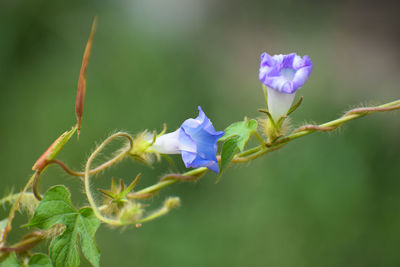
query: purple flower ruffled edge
259 52 313 94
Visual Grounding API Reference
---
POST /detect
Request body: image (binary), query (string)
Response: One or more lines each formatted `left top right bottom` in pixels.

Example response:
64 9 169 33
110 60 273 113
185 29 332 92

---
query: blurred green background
1 0 400 266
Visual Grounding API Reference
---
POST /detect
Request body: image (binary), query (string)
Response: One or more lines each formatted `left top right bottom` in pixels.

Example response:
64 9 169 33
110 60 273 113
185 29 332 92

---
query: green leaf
1 253 53 267
1 252 23 267
218 137 239 178
28 254 53 267
26 186 100 267
218 119 259 179
219 119 258 151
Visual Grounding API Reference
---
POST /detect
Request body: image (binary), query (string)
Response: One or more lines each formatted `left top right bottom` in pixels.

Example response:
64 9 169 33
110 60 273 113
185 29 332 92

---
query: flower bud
118 202 143 224
164 197 180 210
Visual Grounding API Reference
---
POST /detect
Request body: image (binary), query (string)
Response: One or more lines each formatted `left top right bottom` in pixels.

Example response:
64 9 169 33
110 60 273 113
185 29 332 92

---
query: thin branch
0 231 44 253
277 99 400 145
132 99 400 199
1 173 37 244
160 174 199 182
131 168 207 198
293 125 336 133
32 171 42 200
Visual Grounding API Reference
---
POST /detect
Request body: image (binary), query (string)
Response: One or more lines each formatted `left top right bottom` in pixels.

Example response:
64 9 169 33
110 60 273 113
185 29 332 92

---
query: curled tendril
84 132 134 226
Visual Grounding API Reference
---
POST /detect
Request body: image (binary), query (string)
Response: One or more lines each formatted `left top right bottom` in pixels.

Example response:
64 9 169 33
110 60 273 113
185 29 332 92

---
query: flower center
280 68 296 82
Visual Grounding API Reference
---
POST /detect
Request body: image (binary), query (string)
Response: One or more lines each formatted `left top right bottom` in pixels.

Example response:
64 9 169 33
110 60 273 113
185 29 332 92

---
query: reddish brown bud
75 17 98 134
32 127 77 171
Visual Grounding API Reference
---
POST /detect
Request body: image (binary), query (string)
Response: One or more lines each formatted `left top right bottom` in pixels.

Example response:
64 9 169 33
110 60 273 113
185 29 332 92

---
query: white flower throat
280 68 296 82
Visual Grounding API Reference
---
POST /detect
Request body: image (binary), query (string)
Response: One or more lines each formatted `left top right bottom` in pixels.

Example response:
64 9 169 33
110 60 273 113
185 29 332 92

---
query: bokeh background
1 0 400 266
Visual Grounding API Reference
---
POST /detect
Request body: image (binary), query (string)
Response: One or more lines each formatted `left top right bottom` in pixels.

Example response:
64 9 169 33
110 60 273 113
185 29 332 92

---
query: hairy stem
240 99 400 161
133 99 400 197
131 168 207 197
137 206 169 224
277 99 400 145
0 231 44 253
32 171 42 200
47 156 130 177
1 173 37 244
3 99 399 235
0 192 35 207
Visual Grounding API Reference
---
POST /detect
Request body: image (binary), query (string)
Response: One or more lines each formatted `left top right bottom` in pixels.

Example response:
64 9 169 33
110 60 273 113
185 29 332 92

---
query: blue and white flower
259 52 313 120
151 106 224 173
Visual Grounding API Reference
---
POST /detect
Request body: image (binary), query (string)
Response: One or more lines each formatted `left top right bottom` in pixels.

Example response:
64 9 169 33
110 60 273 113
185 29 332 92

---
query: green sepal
98 174 141 206
286 96 303 116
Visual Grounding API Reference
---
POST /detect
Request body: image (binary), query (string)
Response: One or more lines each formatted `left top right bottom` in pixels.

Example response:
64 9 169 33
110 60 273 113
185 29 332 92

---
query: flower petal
293 55 312 69
292 65 313 91
267 86 296 120
178 127 197 153
152 130 181 154
281 53 296 69
260 52 275 67
181 150 197 166
206 161 220 173
264 76 293 93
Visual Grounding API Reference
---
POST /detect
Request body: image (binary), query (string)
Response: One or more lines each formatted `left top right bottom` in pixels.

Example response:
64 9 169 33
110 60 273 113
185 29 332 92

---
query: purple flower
151 106 224 173
259 52 313 120
259 52 313 94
